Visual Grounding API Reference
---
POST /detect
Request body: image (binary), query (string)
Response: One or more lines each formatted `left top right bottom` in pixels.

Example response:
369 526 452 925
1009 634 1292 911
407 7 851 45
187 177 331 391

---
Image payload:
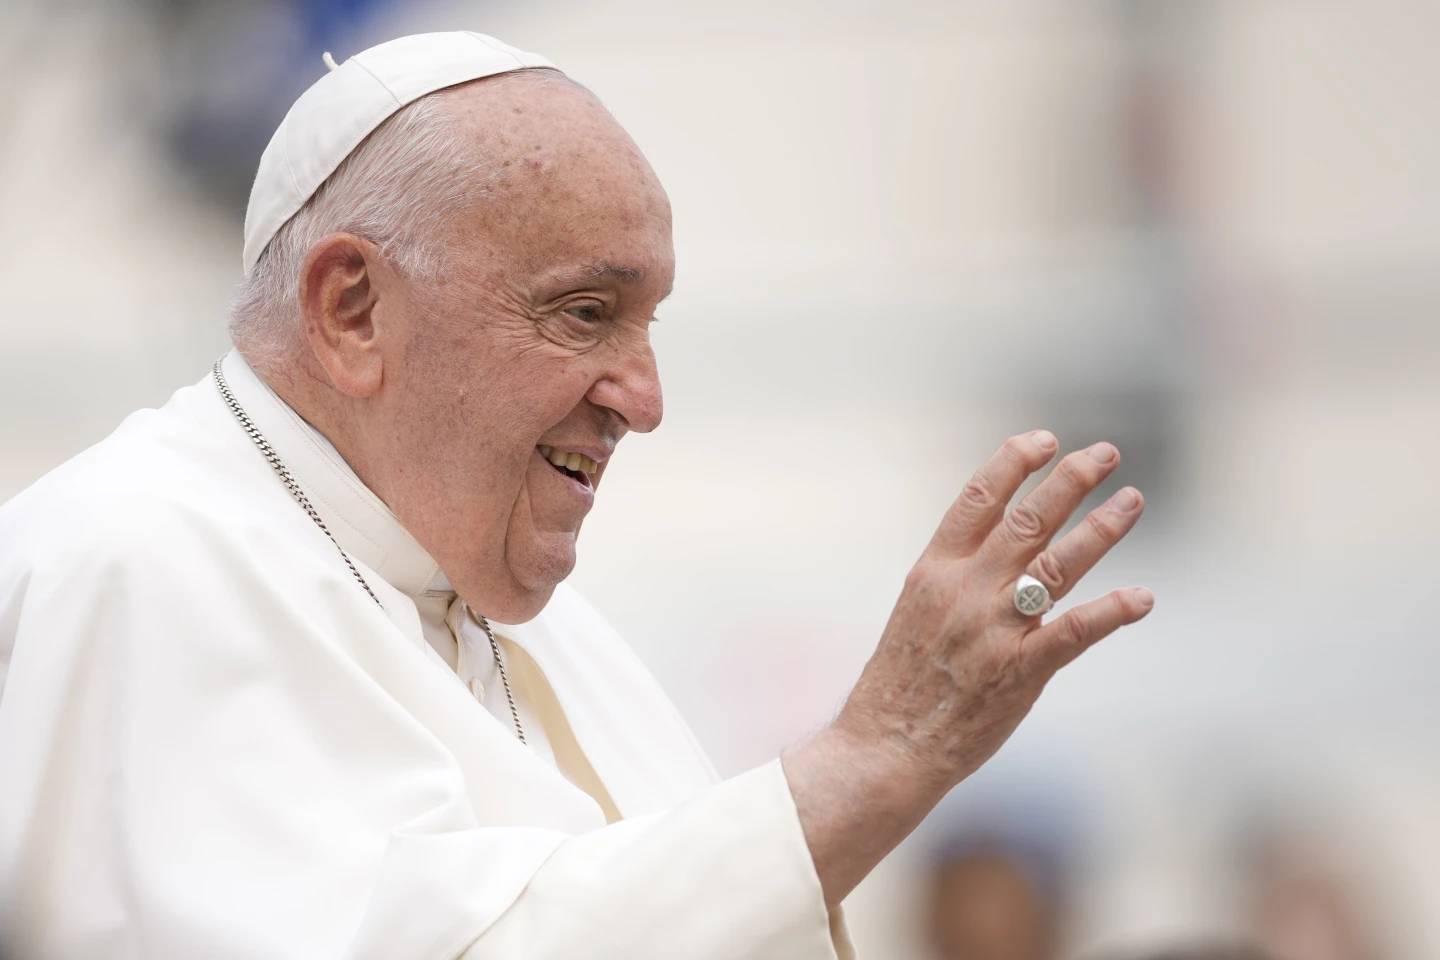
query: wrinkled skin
268 73 673 622
783 431 1155 906
257 70 1156 913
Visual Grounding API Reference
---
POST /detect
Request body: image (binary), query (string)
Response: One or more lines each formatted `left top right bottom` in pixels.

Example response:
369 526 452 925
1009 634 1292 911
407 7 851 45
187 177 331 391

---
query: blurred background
2 0 1436 957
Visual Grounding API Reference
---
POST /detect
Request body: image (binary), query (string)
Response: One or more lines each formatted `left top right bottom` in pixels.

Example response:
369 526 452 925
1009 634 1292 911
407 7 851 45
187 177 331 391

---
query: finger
978 441 1121 570
1024 587 1154 677
1026 486 1144 602
927 430 1058 558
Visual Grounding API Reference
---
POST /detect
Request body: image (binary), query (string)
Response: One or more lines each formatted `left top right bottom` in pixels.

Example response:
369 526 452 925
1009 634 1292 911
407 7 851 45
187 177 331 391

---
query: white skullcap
241 31 554 275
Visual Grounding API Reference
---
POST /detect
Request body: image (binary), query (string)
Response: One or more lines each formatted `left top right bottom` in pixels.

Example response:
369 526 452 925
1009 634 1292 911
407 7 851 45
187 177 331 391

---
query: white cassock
0 351 855 960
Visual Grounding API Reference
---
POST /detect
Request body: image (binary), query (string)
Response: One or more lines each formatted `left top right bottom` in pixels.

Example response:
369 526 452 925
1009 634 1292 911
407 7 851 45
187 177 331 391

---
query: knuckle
1001 433 1048 469
1083 509 1121 542
960 472 997 510
1032 550 1067 590
1055 453 1093 487
1057 611 1090 648
1001 434 1030 459
904 559 942 595
1004 503 1046 541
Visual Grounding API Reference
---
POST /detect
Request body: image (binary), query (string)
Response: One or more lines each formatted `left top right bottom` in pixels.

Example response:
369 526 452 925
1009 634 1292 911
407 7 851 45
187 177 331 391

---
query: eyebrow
570 261 644 285
550 260 673 302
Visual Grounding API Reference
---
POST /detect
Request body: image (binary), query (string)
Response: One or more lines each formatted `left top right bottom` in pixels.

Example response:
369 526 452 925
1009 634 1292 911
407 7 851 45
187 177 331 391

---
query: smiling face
320 75 675 622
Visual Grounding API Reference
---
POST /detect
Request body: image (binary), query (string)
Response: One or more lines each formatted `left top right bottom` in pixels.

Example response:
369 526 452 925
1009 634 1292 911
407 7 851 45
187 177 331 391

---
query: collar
219 349 450 599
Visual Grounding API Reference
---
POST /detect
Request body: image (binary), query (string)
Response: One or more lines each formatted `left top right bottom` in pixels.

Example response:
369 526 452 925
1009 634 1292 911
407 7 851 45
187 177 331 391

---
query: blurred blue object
161 0 412 208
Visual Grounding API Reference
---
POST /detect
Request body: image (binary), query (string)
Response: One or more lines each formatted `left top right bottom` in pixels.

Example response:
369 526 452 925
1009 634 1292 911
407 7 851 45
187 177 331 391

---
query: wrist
781 721 951 907
798 719 951 821
829 701 956 799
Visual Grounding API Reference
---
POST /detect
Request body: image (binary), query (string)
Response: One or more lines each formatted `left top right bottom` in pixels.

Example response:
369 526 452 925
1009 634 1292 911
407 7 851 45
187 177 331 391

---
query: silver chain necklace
212 359 527 745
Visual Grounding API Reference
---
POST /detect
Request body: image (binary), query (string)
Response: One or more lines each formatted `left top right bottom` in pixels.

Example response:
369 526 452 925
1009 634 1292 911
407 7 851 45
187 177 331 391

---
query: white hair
229 68 568 369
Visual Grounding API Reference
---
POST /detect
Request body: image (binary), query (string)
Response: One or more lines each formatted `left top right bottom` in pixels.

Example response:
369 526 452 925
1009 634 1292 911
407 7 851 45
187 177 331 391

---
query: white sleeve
0 515 843 960
454 760 840 959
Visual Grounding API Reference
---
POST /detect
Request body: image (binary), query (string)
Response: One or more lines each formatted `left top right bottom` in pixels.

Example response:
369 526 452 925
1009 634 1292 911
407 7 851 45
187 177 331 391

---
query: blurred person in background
0 27 1158 960
920 775 1078 960
1241 824 1385 960
925 841 1065 960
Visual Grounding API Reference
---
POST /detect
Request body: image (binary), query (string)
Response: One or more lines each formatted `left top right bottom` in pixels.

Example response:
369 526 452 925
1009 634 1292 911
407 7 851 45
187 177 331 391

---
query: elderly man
0 32 1153 959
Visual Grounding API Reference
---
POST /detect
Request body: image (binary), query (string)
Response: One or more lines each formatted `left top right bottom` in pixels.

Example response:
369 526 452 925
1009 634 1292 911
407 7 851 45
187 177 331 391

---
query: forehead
442 75 674 288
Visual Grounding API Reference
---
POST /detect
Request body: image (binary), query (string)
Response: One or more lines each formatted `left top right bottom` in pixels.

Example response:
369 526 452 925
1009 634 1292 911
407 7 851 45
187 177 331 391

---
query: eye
563 301 606 324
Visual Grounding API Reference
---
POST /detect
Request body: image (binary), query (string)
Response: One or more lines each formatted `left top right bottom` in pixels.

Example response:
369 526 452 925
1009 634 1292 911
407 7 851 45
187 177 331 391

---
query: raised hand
837 429 1153 780
783 431 1154 906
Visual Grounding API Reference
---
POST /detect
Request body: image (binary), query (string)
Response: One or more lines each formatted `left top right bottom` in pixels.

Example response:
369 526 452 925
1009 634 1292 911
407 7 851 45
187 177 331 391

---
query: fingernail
1087 442 1118 464
1030 430 1057 451
1107 487 1140 512
1133 587 1155 610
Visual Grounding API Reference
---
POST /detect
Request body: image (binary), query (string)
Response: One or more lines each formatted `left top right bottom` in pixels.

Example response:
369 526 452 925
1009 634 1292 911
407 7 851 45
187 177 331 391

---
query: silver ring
1013 574 1052 616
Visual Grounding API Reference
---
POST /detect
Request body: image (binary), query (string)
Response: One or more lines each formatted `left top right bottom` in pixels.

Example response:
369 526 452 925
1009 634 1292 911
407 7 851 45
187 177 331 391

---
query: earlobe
299 233 385 398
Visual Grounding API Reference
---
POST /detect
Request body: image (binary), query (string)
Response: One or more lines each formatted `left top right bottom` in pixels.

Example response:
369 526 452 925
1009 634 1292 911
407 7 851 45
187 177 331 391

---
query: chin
489 584 558 625
492 535 577 622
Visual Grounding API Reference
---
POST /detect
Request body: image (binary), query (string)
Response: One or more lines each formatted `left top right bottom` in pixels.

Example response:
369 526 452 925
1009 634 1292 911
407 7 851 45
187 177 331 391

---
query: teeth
537 445 598 476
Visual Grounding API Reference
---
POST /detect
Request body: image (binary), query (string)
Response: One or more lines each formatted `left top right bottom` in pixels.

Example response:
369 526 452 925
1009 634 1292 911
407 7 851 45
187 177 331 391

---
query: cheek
458 368 594 483
406 335 598 472
516 361 599 430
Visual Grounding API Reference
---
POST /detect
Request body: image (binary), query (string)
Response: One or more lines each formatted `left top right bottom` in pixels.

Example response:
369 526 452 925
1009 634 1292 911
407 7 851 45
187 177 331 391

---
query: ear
298 233 389 398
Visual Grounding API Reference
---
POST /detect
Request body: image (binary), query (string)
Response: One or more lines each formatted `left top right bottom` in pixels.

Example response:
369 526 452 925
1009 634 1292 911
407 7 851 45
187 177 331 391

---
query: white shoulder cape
0 355 852 960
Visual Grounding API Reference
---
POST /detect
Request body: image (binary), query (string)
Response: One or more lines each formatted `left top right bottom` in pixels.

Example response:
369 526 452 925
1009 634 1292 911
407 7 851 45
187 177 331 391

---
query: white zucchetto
241 31 553 275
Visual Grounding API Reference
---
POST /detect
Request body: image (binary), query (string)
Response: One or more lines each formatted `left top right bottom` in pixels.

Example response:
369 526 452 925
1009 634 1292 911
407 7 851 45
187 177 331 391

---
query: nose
587 335 663 434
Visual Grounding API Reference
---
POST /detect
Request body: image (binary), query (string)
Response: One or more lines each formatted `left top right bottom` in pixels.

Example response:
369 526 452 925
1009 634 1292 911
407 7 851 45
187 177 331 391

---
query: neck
241 346 376 488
